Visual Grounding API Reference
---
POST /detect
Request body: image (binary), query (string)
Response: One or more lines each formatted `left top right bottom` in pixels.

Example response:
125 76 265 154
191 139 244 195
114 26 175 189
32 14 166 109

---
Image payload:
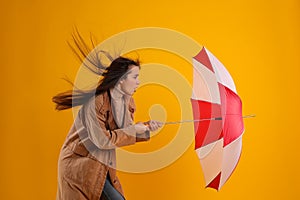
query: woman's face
120 65 140 96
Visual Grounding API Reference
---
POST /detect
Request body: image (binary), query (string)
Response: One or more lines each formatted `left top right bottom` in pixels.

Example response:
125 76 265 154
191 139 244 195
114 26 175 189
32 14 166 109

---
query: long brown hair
52 30 140 110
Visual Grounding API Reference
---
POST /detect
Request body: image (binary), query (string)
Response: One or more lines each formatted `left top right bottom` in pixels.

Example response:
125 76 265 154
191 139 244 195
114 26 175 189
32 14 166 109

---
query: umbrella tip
243 114 256 118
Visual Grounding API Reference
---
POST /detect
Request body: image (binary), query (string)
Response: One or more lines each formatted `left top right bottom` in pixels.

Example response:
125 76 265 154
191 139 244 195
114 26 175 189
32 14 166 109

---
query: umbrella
190 47 244 190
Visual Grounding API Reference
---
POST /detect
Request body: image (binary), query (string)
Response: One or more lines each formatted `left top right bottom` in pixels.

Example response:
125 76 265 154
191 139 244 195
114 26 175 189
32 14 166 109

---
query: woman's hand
134 122 150 134
144 120 163 132
134 120 163 134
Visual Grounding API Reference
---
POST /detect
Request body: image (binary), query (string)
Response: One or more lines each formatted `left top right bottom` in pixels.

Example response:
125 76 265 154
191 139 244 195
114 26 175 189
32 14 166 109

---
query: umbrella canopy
191 47 244 190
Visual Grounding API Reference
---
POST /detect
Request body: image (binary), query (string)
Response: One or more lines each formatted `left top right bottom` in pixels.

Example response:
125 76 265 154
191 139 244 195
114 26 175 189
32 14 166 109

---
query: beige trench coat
56 91 149 200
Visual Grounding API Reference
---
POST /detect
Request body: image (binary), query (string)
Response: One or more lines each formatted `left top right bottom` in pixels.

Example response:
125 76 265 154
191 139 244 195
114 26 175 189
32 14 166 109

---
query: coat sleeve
129 97 150 142
81 95 148 150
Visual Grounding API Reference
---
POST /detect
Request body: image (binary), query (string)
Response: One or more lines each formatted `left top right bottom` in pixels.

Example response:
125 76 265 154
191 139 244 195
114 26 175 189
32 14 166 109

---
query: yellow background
1 0 299 199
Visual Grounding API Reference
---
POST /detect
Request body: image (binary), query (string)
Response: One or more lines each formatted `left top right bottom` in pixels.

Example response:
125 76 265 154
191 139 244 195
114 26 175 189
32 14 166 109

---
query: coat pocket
71 141 90 157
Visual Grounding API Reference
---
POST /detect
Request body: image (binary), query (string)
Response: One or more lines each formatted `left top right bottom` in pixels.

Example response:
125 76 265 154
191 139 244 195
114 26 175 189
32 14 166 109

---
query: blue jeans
100 175 125 200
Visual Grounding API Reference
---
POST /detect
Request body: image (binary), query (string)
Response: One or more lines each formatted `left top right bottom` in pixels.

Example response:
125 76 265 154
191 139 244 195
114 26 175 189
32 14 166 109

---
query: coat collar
102 91 135 129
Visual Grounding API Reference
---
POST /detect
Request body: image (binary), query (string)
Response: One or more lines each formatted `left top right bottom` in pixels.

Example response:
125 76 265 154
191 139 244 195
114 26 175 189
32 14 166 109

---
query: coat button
109 161 113 165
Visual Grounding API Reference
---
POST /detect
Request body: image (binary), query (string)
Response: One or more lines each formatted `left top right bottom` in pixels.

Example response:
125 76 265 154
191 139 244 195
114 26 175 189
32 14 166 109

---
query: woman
53 32 162 200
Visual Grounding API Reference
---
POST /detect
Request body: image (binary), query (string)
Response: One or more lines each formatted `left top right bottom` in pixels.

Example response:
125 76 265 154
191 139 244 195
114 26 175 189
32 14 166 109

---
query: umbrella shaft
163 114 255 125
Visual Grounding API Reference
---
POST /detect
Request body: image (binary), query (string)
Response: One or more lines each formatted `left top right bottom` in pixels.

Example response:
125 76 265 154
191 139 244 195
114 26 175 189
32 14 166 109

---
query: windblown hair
52 29 140 110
